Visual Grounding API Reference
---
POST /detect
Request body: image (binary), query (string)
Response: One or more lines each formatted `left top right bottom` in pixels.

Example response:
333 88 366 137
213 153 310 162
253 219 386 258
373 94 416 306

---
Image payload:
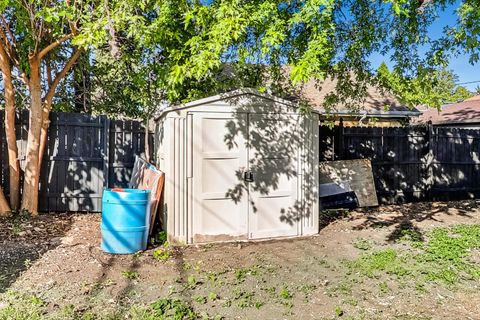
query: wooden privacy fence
320 123 480 204
0 111 153 212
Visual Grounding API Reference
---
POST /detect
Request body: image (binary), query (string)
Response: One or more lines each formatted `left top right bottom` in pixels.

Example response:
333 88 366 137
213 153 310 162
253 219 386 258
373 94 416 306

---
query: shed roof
415 99 480 125
155 88 317 120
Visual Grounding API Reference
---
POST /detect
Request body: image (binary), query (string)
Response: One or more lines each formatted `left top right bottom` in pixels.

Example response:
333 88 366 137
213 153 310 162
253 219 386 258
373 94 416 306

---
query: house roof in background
219 64 420 118
415 99 480 125
301 78 421 118
465 94 480 102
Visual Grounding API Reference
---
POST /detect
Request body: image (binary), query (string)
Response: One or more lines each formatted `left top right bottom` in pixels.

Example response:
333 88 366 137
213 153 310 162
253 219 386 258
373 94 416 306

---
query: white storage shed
154 89 319 244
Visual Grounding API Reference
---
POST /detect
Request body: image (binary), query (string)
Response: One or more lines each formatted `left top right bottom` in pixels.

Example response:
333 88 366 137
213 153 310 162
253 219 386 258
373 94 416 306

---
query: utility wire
456 80 480 85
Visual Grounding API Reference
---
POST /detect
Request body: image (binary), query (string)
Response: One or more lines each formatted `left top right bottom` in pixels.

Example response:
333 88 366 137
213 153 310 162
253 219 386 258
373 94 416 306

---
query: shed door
192 113 249 242
248 113 301 239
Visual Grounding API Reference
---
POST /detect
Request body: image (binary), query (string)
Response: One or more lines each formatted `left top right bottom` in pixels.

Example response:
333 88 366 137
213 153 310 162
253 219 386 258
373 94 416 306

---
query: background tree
475 86 480 96
376 63 474 108
451 86 473 102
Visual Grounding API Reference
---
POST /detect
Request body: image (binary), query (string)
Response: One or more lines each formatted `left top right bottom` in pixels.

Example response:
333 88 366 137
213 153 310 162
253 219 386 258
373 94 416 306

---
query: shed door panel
248 113 301 239
192 113 248 242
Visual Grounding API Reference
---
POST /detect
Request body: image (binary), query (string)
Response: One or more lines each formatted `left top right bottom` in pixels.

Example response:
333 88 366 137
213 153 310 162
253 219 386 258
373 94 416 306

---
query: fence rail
319 123 480 204
0 111 153 212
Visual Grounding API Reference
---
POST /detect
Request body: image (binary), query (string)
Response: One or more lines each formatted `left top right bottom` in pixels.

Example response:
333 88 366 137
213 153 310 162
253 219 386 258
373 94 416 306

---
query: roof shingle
415 98 480 125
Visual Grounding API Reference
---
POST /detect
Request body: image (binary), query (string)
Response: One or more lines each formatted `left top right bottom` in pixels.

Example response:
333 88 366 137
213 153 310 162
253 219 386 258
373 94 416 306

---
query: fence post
103 116 110 190
426 121 434 201
334 118 345 160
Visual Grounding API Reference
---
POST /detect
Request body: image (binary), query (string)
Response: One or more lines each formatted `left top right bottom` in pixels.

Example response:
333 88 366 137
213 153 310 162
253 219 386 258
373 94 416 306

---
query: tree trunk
0 44 20 210
38 103 50 172
21 58 43 215
0 188 10 216
145 118 150 163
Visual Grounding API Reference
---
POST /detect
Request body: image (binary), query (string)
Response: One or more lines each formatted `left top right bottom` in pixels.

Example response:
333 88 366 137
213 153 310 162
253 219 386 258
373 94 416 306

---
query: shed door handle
243 171 254 182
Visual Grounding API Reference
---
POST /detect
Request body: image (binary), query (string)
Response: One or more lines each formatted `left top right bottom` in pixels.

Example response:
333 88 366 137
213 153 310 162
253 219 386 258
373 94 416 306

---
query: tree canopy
1 0 480 214
69 0 478 116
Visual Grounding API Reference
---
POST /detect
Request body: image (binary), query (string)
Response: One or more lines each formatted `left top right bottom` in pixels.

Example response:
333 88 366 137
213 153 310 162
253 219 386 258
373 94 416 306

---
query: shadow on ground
0 213 74 293
350 200 478 242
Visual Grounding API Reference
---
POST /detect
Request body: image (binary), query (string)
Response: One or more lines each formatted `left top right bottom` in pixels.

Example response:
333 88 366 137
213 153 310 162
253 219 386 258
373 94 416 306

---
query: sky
369 1 480 92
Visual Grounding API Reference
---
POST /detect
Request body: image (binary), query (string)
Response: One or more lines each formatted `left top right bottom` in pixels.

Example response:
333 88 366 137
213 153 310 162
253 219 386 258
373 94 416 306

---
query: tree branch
12 71 28 87
46 59 53 86
44 48 83 104
0 27 19 66
38 34 74 60
0 15 16 47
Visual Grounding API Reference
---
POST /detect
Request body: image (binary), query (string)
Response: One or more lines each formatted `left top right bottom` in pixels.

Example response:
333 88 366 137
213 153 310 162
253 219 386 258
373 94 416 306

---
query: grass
419 224 480 284
208 292 218 301
326 280 353 297
348 249 410 278
399 229 424 247
349 224 480 286
3 221 480 319
0 291 201 320
0 291 44 320
153 234 171 261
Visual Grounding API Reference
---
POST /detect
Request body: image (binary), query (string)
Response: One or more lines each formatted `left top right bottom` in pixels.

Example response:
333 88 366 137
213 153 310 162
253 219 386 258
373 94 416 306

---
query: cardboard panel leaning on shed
154 89 320 244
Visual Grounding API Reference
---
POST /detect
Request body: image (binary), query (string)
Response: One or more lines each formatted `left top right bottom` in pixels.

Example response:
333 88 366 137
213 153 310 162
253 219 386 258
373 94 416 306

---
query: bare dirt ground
1 201 480 319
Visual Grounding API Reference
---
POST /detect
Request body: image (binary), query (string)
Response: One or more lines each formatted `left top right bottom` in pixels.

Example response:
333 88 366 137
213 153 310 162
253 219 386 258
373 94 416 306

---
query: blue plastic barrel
101 188 151 254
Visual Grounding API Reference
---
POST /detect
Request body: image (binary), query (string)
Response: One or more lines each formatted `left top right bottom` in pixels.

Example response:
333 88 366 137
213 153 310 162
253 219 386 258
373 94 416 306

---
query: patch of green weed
262 286 276 298
153 247 171 261
156 231 168 245
343 298 358 306
335 306 344 317
327 280 353 297
148 298 197 320
349 224 480 287
353 238 372 251
186 275 200 289
399 229 424 248
208 292 218 301
0 291 44 320
233 265 259 284
279 285 293 300
418 225 480 284
348 249 409 278
230 289 263 309
298 283 316 299
378 281 389 293
194 296 207 304
121 271 139 280
415 282 427 293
